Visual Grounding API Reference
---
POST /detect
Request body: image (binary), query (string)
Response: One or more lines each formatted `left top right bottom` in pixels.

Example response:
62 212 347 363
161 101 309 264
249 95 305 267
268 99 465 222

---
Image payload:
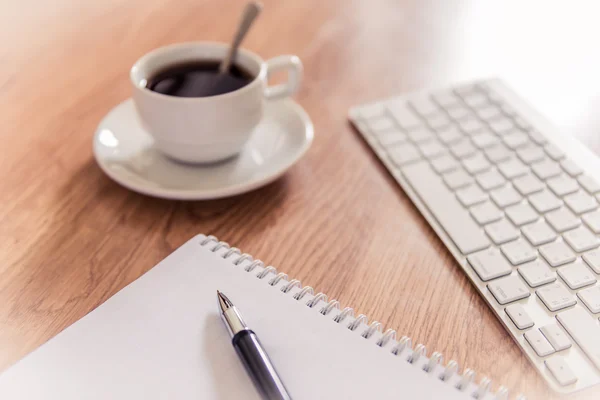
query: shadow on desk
59 157 291 237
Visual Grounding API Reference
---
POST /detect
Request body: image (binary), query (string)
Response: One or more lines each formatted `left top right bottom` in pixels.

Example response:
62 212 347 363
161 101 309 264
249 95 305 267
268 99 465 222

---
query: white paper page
0 235 468 399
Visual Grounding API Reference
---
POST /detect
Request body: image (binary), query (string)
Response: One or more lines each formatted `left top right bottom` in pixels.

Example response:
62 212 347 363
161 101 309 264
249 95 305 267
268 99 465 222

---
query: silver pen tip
217 290 234 312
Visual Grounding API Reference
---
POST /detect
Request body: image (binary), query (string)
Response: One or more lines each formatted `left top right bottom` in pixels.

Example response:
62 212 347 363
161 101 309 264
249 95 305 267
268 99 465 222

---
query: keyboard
349 79 600 395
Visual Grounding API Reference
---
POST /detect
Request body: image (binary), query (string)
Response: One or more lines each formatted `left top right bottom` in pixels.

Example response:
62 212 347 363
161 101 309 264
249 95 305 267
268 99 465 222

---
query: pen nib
217 290 234 312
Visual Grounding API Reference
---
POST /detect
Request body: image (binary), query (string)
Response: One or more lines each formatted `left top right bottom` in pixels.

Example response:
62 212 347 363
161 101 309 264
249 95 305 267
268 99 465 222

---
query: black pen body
232 329 291 400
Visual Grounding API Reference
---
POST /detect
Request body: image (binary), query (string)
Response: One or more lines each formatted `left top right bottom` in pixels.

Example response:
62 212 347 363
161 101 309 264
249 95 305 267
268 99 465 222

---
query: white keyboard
349 79 600 395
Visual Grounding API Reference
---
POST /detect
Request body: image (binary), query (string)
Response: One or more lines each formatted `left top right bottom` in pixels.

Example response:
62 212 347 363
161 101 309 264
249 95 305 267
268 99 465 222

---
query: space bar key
401 161 490 255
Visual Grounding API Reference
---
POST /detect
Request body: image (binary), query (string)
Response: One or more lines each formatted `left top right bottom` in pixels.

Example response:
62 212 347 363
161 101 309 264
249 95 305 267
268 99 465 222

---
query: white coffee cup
130 42 302 163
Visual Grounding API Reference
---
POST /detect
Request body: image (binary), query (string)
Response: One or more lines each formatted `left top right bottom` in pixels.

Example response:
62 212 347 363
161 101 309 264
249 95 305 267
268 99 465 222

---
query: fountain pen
217 290 291 400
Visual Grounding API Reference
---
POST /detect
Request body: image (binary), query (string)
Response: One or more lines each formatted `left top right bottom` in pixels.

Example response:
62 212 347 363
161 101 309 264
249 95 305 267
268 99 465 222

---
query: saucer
93 99 313 200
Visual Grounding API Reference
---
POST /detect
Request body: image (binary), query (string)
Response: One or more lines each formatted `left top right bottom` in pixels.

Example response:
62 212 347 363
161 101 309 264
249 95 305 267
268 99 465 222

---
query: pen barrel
232 329 291 400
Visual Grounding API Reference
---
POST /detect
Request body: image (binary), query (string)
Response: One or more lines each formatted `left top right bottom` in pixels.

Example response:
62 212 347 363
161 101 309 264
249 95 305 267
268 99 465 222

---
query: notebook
0 234 514 399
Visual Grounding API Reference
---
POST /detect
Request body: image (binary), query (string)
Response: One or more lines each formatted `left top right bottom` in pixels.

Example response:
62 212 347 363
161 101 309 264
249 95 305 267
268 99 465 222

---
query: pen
217 290 292 400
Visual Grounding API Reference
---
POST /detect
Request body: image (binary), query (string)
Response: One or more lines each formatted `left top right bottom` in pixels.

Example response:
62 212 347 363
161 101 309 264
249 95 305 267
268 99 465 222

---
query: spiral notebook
0 234 514 399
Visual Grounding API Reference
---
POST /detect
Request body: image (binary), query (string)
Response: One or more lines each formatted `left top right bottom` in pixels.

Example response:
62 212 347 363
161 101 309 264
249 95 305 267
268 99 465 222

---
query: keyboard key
501 239 537 265
368 117 395 132
387 143 422 166
519 260 556 287
529 190 562 213
488 275 530 304
437 126 463 145
514 116 531 131
478 82 492 93
564 191 598 214
502 130 529 150
539 241 576 267
512 174 544 196
458 117 484 135
461 154 491 175
446 105 471 121
484 144 512 163
478 83 493 94
430 155 459 174
402 161 491 254
497 158 528 179
456 185 487 207
387 101 423 130
560 159 583 177
409 96 439 116
417 140 447 159
546 175 579 198
480 87 498 100
528 130 548 146
373 130 408 147
426 112 452 130
500 103 517 117
454 83 481 97
354 102 386 119
545 357 578 386
582 210 600 233
432 91 460 108
540 325 572 351
450 139 477 159
562 226 599 252
578 286 600 314
505 203 539 226
489 117 514 135
545 208 581 233
471 131 498 149
532 159 562 180
354 119 371 134
468 248 513 281
490 185 522 208
407 127 436 143
556 307 600 370
463 92 488 108
485 219 519 244
558 261 596 289
536 282 576 311
521 221 557 246
505 304 534 329
578 175 600 194
476 105 502 121
470 201 502 225
524 330 555 357
545 144 565 161
443 168 473 190
517 146 545 164
475 169 506 191
582 250 600 274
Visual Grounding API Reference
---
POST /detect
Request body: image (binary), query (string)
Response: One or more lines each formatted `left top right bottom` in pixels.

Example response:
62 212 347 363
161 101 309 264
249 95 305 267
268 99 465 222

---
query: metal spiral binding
199 235 523 400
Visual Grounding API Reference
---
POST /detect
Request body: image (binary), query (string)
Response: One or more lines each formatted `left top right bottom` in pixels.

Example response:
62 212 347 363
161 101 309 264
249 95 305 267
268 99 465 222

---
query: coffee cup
130 42 303 163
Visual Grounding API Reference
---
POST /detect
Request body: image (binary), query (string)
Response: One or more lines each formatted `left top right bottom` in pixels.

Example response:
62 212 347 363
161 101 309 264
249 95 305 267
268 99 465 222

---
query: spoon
219 1 263 74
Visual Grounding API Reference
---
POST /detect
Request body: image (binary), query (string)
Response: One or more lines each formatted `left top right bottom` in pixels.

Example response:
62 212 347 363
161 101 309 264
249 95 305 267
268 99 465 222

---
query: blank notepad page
0 235 498 399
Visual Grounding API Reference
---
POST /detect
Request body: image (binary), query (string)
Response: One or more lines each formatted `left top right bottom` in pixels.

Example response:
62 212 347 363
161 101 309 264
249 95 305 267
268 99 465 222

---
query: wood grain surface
1 1 599 398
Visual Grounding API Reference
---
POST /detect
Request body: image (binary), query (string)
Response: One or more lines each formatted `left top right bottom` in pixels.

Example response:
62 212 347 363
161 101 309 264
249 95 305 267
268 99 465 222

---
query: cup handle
264 55 303 100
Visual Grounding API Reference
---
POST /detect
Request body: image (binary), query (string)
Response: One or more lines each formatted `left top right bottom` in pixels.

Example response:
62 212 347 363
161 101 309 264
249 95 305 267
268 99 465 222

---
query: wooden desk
1 1 598 398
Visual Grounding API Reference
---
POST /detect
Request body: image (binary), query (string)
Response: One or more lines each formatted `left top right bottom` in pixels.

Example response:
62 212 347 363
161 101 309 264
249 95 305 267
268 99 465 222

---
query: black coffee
146 61 254 97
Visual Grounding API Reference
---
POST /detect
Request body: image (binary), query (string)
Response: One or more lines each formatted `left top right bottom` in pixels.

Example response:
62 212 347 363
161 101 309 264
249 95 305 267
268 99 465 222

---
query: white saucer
93 99 313 200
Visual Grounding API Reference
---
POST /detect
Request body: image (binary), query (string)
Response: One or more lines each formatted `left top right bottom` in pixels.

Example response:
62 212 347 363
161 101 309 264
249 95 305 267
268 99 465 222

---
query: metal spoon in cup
219 1 263 74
